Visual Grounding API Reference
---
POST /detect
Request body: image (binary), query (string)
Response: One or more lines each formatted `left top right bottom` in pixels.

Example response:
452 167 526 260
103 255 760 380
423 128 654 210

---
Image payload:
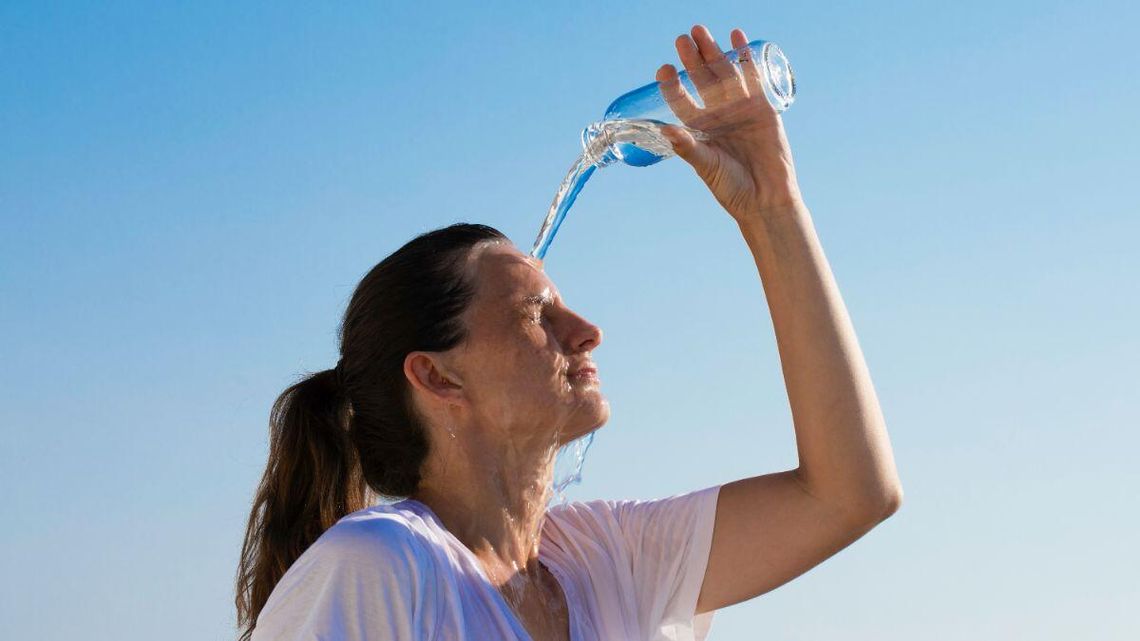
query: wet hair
234 222 508 640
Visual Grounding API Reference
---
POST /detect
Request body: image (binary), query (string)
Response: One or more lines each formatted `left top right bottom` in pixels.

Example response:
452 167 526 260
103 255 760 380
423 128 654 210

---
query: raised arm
657 25 903 614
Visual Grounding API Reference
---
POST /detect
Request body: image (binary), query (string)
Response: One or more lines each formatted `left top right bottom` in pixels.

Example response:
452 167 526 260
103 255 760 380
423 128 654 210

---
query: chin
558 399 610 445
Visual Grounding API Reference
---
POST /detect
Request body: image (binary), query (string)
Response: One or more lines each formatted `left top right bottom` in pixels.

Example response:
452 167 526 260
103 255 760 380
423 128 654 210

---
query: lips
567 364 599 381
567 361 597 376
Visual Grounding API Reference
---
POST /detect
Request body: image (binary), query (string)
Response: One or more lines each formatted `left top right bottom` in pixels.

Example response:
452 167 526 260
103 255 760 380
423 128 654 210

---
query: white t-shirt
252 484 722 641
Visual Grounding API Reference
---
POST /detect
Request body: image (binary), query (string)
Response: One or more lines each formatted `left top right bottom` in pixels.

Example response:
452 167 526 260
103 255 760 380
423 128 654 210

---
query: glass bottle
582 39 795 168
530 39 795 260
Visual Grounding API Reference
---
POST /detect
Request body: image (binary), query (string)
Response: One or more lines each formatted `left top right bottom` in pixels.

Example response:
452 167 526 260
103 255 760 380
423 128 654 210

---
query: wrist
732 199 810 229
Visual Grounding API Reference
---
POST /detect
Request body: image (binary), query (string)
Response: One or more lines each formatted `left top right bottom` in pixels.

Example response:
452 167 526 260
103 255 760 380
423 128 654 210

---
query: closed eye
521 292 557 325
518 304 542 324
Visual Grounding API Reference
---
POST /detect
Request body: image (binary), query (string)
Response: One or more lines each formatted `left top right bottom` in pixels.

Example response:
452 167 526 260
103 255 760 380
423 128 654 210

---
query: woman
236 25 902 641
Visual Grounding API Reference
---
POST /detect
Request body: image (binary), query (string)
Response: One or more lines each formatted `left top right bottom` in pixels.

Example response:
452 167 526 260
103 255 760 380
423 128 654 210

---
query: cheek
514 349 569 399
477 343 557 390
475 329 565 397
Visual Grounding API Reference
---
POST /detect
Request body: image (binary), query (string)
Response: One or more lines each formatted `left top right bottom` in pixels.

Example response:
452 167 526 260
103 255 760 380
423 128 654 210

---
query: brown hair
234 223 507 640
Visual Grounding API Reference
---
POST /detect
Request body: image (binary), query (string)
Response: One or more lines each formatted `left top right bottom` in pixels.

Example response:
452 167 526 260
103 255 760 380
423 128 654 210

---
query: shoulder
303 503 440 572
547 485 721 528
254 504 445 640
543 497 621 535
543 485 722 557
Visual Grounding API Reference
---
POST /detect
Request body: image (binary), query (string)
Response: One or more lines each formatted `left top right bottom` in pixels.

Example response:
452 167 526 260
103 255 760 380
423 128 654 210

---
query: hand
658 25 805 223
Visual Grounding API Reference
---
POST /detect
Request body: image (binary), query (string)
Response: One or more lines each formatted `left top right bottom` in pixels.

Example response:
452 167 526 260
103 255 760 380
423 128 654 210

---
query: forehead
469 243 557 301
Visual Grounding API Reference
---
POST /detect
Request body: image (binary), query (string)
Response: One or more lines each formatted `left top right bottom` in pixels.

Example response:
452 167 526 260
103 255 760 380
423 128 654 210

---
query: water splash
530 156 597 261
548 432 595 505
532 119 709 501
530 118 708 260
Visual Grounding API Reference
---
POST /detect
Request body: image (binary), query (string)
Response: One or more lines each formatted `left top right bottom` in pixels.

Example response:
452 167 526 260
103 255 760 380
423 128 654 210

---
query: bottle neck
580 122 618 168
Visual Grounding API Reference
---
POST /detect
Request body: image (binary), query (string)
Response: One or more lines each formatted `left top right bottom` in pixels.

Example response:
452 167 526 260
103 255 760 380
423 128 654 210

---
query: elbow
796 469 904 524
851 485 904 525
880 487 903 519
872 485 904 522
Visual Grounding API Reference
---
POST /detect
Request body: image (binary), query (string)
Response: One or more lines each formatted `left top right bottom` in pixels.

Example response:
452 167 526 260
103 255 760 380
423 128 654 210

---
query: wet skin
405 242 605 641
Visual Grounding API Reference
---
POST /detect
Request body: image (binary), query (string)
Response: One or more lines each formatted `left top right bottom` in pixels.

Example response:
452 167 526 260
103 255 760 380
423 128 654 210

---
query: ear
404 351 466 407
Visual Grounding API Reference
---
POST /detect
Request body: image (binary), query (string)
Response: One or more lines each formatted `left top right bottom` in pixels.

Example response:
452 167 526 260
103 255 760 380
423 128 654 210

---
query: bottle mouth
580 122 617 167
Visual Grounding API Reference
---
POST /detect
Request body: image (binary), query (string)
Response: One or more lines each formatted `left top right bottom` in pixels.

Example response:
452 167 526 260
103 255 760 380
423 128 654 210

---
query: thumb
662 125 718 180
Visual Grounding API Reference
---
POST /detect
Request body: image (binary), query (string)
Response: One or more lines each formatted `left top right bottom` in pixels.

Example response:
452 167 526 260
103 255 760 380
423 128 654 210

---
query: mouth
567 366 599 382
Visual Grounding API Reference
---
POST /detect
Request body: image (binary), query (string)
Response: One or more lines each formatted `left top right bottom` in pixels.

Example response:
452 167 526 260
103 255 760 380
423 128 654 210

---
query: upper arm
695 469 901 614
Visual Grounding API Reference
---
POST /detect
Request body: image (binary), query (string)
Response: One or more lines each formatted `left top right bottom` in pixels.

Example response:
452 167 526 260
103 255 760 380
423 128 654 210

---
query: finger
661 124 718 182
691 24 725 64
729 28 749 49
674 34 716 107
731 28 764 99
656 64 701 124
675 33 705 71
691 25 745 100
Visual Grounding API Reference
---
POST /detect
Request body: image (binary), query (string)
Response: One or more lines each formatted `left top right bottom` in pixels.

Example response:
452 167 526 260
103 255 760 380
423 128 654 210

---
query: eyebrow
521 292 555 306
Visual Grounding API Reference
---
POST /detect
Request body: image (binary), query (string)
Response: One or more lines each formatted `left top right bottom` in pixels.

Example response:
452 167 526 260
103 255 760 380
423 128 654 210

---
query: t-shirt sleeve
609 484 722 641
251 515 441 641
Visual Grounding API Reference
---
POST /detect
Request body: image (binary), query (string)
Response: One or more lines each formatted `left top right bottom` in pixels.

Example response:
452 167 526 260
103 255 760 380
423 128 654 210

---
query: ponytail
235 368 369 641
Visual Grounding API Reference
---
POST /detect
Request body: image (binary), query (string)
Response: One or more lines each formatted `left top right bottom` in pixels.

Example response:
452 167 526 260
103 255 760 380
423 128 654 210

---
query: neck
410 425 558 587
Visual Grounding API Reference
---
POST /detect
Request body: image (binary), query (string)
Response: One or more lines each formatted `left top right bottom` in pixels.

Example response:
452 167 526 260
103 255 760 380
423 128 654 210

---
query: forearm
737 203 902 518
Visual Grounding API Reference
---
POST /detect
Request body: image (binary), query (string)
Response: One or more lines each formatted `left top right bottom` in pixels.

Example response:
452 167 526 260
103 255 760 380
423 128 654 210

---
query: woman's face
446 242 609 448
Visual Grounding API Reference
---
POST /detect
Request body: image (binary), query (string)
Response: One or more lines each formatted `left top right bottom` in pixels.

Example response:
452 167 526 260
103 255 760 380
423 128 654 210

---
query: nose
568 312 603 353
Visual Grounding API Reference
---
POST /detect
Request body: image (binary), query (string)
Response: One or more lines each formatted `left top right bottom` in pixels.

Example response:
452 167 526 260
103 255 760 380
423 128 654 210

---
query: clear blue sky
2 1 1137 639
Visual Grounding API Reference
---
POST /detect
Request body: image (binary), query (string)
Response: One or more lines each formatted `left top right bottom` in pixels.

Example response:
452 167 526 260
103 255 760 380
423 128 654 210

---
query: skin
406 242 606 640
406 23 903 641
